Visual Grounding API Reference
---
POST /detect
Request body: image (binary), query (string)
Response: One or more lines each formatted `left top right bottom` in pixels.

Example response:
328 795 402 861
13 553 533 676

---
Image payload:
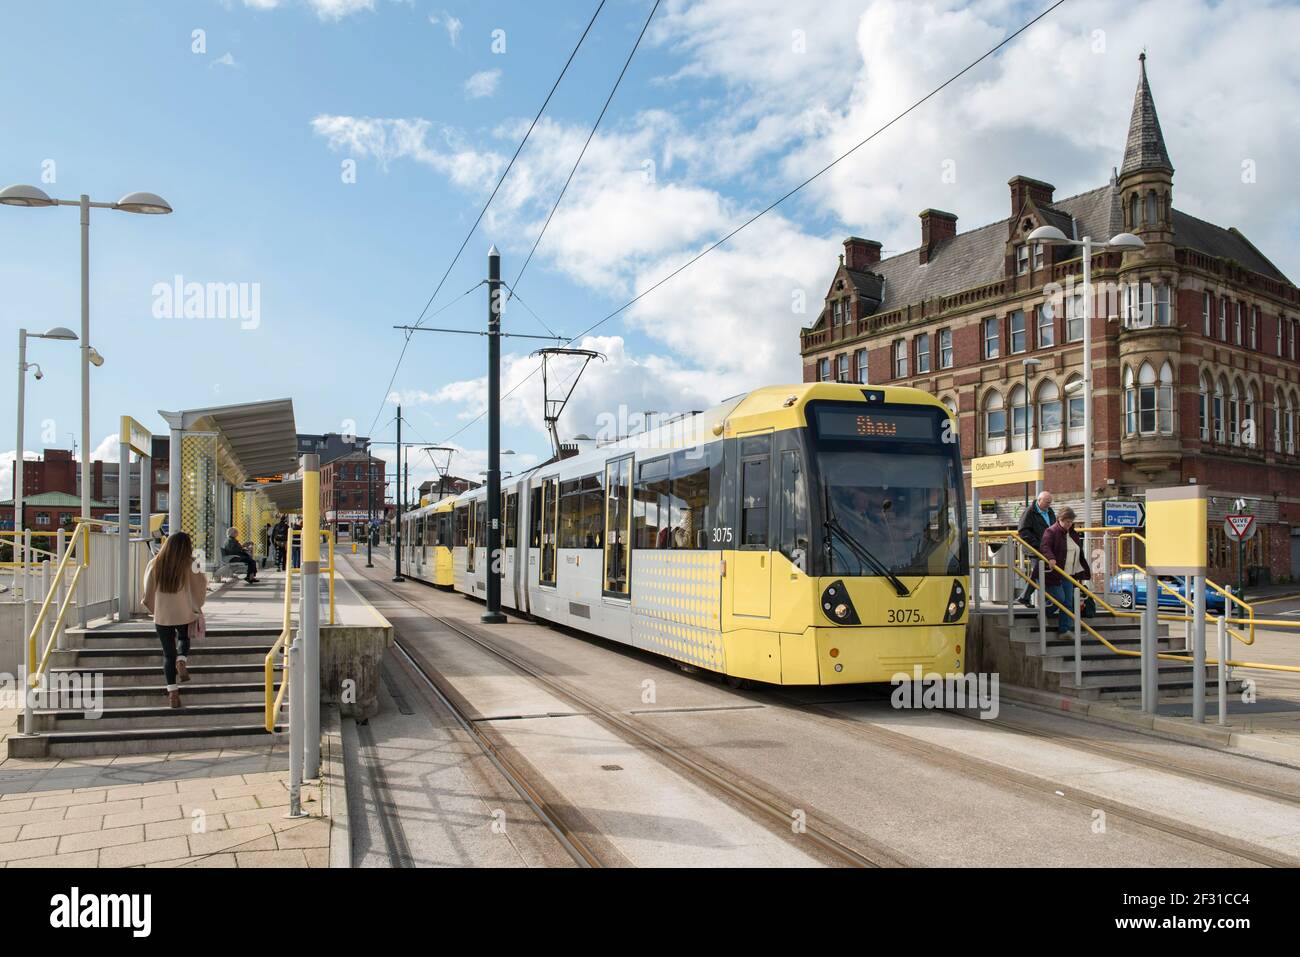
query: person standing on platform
1016 491 1055 608
1042 506 1089 635
142 532 207 709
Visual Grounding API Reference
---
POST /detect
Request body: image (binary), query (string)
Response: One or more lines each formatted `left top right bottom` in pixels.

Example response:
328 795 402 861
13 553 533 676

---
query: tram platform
971 602 1300 766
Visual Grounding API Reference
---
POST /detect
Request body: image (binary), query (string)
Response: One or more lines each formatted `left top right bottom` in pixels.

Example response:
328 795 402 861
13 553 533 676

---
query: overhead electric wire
433 0 1069 448
508 0 662 315
365 0 608 437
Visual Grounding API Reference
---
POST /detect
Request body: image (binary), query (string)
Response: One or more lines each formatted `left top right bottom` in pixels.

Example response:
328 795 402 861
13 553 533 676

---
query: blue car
1106 570 1228 612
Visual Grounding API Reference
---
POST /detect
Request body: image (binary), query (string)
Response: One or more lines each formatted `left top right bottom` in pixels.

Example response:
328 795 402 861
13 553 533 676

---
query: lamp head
38 326 77 341
1026 224 1071 245
1106 232 1145 251
115 191 172 215
0 184 56 208
87 347 105 367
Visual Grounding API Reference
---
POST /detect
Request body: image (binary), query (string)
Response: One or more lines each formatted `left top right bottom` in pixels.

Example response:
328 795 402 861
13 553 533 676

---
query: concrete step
6 724 286 758
1086 680 1245 701
95 682 268 708
26 702 271 733
1059 667 1232 690
47 663 281 688
52 644 278 670
64 629 282 650
1029 639 1179 659
1042 655 1199 674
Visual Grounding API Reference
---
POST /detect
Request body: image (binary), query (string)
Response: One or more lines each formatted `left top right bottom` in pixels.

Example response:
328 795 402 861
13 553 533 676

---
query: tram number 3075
887 608 924 624
711 527 734 544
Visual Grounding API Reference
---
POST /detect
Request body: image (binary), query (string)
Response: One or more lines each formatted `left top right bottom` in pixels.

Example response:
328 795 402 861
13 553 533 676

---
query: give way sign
1224 514 1257 542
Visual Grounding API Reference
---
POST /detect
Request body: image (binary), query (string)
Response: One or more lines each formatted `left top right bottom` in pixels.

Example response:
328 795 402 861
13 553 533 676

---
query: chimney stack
843 236 882 271
1008 175 1055 217
918 209 958 265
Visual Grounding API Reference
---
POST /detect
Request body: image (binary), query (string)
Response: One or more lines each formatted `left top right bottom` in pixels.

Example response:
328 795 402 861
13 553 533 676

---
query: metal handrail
264 529 296 732
1116 531 1255 643
982 529 1300 674
24 523 90 687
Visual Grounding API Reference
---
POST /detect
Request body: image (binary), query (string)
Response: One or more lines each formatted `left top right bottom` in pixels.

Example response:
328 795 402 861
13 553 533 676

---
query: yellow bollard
352 542 357 554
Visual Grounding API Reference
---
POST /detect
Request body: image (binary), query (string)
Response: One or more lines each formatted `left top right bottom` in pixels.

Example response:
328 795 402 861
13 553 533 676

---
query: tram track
351 563 908 868
789 702 1299 868
352 554 1299 868
956 710 1300 810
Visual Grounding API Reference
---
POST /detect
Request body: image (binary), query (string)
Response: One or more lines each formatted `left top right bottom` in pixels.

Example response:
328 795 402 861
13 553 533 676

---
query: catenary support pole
484 245 506 624
301 453 321 779
393 408 404 582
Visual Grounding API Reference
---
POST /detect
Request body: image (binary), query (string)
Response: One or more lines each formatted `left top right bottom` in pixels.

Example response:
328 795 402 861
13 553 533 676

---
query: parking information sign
1103 500 1145 528
1224 514 1257 542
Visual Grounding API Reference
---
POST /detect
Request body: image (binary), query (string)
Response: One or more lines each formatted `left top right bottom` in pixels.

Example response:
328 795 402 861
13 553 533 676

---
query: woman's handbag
1081 594 1097 619
192 611 207 642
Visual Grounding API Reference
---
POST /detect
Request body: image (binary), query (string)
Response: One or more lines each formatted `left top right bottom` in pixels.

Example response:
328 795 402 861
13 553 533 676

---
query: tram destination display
812 405 937 442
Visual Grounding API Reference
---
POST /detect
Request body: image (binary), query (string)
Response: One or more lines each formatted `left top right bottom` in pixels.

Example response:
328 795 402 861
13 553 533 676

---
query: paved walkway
0 706 327 867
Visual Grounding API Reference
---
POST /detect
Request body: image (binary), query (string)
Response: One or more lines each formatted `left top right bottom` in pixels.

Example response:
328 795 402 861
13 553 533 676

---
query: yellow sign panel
1145 486 1207 575
970 449 1044 488
119 416 151 455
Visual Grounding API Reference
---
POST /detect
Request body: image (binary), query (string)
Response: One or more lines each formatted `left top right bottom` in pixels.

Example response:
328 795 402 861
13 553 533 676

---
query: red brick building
799 55 1300 583
320 450 389 540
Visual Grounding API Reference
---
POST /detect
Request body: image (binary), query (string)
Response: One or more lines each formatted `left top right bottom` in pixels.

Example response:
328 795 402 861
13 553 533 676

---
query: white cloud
242 0 281 9
429 11 462 46
307 0 375 20
210 52 238 69
311 114 502 190
464 69 501 100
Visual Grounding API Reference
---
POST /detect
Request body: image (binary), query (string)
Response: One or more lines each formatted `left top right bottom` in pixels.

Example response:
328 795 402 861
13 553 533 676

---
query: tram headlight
821 580 860 625
943 580 966 623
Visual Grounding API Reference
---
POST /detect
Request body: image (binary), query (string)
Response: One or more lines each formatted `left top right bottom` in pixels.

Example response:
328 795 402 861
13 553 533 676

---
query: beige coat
142 558 208 626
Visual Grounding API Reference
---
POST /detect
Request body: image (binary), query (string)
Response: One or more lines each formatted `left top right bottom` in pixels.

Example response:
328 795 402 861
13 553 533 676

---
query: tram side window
670 445 718 549
604 457 632 594
416 517 425 547
777 449 809 572
475 500 486 549
530 487 542 548
740 436 771 548
634 456 671 549
504 492 517 548
454 505 468 547
559 480 583 549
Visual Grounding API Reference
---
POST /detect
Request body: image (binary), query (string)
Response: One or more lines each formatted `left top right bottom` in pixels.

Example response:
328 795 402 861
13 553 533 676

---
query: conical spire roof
1120 53 1173 176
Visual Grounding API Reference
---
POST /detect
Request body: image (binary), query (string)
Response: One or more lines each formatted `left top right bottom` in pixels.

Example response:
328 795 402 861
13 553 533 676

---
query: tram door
733 435 772 617
467 499 477 573
540 478 558 586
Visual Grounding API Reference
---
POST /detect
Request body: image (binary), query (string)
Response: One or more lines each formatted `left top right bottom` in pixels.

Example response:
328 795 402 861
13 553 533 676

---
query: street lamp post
1022 356 1042 507
1027 225 1145 559
14 327 79 564
1 185 172 520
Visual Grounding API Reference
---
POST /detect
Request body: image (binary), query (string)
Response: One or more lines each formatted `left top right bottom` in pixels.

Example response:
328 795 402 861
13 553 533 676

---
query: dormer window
1016 244 1030 276
832 300 842 326
1032 243 1044 270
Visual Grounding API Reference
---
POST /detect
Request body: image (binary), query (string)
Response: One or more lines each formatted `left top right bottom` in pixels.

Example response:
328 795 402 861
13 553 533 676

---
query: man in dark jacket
221 527 258 583
1015 491 1055 607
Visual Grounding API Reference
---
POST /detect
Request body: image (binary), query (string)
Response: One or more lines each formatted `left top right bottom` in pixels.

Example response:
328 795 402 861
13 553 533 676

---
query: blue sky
4 0 1298 495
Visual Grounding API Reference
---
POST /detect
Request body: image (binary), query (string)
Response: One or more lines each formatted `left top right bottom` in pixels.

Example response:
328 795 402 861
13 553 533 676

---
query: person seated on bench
221 527 258 583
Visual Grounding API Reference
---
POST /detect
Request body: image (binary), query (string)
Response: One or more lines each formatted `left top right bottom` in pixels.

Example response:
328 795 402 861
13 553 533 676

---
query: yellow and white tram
401 497 456 588
400 383 969 685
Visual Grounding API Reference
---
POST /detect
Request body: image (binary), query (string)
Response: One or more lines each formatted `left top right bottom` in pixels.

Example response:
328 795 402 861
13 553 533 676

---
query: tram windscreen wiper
822 490 910 597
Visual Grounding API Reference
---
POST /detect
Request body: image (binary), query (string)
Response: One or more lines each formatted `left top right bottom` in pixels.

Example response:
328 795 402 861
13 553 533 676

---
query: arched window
1199 371 1211 441
1288 391 1296 455
1274 388 1282 452
1244 382 1257 447
1146 190 1158 227
1124 366 1137 435
1213 377 1225 443
1037 380 1062 449
1129 193 1140 229
1158 362 1175 434
1008 383 1028 451
1138 363 1158 434
1065 375 1085 446
984 390 1006 455
1229 378 1241 444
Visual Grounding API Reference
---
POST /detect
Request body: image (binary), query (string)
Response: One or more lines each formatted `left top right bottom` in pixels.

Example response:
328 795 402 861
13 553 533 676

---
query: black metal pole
393 405 404 582
483 245 506 623
365 439 374 567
